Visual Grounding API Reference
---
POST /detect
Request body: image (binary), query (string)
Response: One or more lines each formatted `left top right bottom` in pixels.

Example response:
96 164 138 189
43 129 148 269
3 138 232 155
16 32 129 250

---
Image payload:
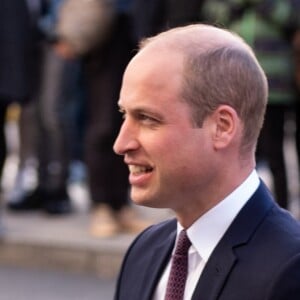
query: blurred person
43 0 150 234
8 0 81 215
82 0 151 237
113 24 300 300
61 0 150 236
202 0 300 209
6 0 43 205
0 1 32 195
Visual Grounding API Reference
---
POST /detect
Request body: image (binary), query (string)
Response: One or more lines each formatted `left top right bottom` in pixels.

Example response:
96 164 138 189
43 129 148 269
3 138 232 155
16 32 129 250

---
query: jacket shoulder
114 218 176 300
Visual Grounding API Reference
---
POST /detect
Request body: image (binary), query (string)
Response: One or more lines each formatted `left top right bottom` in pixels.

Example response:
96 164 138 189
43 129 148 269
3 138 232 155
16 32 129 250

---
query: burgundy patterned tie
164 230 191 300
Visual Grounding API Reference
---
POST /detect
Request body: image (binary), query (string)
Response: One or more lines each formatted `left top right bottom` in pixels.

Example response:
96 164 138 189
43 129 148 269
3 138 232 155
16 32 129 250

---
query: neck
175 163 255 229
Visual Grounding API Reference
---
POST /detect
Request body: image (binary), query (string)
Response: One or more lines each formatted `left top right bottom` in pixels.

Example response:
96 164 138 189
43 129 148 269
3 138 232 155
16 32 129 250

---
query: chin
131 197 155 208
131 190 159 208
131 191 169 209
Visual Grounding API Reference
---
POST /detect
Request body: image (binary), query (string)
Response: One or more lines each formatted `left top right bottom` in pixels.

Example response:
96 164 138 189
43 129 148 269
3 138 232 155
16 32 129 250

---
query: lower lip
129 171 152 186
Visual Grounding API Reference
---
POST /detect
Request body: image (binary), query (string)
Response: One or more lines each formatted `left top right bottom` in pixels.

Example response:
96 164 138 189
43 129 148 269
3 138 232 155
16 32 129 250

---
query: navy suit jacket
114 182 300 300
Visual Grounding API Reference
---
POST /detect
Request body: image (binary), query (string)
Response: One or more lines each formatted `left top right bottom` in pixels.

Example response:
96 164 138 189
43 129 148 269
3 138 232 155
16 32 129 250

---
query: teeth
129 165 152 174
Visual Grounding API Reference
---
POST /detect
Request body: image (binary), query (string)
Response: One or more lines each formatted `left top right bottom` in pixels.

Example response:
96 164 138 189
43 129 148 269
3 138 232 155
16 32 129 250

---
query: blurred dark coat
0 0 32 103
131 0 205 41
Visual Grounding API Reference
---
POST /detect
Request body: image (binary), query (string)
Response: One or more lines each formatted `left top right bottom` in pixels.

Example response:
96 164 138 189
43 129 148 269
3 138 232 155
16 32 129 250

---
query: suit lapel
192 245 236 300
192 181 275 300
141 230 176 300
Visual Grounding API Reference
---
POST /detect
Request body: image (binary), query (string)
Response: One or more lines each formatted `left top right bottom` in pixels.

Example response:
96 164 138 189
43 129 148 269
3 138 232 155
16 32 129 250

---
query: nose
113 119 139 155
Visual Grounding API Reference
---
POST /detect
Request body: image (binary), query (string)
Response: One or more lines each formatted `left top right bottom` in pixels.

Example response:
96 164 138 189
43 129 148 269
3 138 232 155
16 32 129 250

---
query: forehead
119 47 184 105
118 47 196 123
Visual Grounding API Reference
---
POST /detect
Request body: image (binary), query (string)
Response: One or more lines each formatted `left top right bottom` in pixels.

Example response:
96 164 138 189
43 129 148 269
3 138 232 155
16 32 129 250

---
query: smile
128 165 153 175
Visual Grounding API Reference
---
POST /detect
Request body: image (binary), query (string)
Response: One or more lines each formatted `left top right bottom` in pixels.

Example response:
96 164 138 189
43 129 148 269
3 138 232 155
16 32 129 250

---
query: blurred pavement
0 265 116 300
0 178 172 278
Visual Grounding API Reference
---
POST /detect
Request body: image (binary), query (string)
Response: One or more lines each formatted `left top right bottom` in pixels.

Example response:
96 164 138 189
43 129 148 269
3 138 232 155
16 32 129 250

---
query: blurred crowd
1 0 300 237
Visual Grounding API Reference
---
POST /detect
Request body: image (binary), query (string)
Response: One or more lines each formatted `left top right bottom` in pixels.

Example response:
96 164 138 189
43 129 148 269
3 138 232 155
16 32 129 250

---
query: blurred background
0 0 300 299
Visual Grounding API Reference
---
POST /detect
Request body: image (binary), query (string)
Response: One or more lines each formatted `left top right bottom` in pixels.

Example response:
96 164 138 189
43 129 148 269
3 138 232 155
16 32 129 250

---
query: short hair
140 24 268 154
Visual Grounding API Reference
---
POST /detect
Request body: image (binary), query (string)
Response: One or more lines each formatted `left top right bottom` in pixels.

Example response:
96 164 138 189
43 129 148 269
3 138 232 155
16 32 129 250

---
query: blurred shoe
7 187 72 215
117 206 152 234
7 188 43 211
6 160 38 206
89 204 121 238
43 188 72 215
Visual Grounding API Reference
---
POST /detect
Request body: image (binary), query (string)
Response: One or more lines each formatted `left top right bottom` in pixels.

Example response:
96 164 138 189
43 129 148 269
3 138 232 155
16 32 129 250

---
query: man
113 24 300 300
0 1 31 202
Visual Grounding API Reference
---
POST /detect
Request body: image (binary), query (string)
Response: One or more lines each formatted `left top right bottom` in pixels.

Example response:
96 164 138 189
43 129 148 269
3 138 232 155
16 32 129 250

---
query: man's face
113 48 216 211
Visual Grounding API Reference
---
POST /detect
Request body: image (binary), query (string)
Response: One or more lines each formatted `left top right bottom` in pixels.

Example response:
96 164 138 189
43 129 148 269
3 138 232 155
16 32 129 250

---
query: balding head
138 24 268 155
140 24 253 58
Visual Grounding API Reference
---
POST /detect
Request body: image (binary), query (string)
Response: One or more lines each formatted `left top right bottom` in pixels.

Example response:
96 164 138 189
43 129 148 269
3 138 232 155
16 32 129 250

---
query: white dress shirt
153 170 260 300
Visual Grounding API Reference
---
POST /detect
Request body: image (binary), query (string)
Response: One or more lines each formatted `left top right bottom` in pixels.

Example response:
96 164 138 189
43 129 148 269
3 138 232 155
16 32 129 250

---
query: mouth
128 164 153 175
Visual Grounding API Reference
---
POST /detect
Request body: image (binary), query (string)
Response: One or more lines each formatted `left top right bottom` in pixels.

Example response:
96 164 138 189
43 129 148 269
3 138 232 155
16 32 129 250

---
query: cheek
141 128 211 167
160 140 208 176
170 137 213 177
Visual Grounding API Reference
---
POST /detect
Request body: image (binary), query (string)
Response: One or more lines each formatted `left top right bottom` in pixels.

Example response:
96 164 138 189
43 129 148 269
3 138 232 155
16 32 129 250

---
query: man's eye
139 114 158 123
118 109 126 119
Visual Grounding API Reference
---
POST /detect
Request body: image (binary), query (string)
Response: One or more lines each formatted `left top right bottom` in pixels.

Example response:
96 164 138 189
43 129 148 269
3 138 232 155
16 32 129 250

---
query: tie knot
175 230 191 256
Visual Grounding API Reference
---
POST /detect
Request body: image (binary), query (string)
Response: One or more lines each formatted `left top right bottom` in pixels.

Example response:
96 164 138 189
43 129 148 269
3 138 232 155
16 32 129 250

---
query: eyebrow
120 103 165 120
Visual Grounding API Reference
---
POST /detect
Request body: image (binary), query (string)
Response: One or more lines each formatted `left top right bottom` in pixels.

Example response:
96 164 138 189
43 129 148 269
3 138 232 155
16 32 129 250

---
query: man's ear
210 105 238 150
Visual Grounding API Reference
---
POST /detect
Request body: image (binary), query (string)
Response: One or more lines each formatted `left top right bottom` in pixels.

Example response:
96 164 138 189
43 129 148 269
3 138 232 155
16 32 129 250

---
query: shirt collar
177 170 260 262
